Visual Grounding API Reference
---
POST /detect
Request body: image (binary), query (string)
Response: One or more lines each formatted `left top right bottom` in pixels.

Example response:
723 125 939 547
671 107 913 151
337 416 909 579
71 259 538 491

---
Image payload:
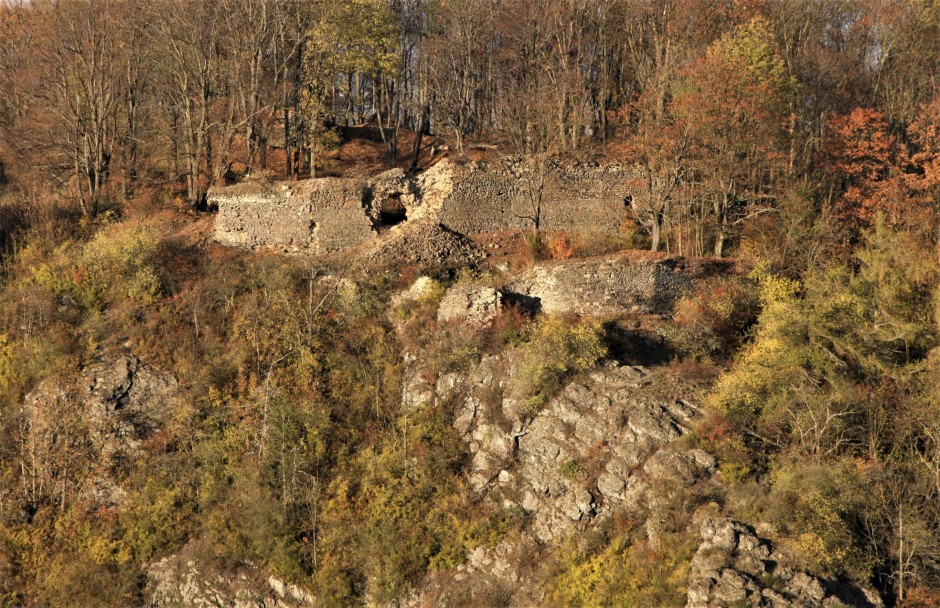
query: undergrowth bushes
0 213 513 605
541 512 697 607
703 223 940 598
3 206 938 605
80 222 162 307
662 275 759 361
515 315 608 416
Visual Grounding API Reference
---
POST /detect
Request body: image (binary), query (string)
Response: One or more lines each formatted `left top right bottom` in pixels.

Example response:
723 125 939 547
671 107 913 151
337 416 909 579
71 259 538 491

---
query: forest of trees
0 1 940 607
1 0 937 256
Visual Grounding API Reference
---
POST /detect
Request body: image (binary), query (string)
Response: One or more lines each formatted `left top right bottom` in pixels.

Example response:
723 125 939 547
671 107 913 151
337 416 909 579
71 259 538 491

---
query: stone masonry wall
210 158 635 253
506 254 736 316
428 159 633 235
212 178 375 253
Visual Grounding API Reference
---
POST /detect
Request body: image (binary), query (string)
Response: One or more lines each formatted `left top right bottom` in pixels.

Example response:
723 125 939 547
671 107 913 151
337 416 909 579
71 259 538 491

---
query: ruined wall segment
367 168 418 223
307 178 376 253
506 254 735 316
210 157 637 253
212 178 375 253
429 159 633 235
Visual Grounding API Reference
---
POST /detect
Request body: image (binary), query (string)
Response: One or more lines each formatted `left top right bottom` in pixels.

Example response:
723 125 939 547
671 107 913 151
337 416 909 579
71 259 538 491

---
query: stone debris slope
354 220 485 272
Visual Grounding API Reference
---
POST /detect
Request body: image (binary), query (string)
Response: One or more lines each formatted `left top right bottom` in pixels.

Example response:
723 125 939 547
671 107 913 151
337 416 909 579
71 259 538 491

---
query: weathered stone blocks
211 178 374 253
210 157 636 254
432 158 632 235
437 282 503 326
507 254 734 316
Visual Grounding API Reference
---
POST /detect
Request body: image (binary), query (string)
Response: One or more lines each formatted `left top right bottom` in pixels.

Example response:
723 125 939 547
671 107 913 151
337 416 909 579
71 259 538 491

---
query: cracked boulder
23 354 178 504
437 282 503 327
687 518 883 608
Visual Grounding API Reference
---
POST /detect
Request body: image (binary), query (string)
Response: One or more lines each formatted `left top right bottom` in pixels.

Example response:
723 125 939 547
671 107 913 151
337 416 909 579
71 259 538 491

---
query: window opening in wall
379 194 408 227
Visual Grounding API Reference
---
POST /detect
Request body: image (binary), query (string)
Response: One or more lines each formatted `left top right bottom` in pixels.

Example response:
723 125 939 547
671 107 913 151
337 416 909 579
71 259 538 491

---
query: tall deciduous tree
825 102 940 247
147 0 223 208
424 0 496 154
302 0 399 173
612 95 691 252
675 17 796 257
31 0 123 216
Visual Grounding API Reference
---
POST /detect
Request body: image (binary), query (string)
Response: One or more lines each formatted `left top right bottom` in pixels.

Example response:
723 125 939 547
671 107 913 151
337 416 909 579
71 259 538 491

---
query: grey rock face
404 360 714 607
433 358 711 543
146 551 314 608
402 319 879 607
687 518 883 608
498 364 710 542
86 356 177 449
437 282 503 327
24 355 178 504
403 538 533 608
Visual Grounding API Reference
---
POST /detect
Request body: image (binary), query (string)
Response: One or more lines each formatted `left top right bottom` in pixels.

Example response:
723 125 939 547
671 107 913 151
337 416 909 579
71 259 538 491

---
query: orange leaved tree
675 17 795 257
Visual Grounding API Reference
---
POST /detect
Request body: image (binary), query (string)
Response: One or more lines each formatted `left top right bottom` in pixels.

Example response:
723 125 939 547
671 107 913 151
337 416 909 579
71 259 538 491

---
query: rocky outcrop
146 551 314 608
396 276 886 607
687 518 883 608
404 538 533 608
405 352 882 607
506 253 734 317
395 250 735 326
24 355 178 504
440 360 713 542
402 359 715 606
437 282 502 327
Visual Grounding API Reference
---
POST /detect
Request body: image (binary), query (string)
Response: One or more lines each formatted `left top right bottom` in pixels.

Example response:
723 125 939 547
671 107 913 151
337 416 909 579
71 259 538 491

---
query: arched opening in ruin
379 193 408 227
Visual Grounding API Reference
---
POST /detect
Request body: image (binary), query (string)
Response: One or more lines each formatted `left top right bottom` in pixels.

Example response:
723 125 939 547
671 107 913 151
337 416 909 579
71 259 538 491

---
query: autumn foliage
825 105 940 248
1 0 940 606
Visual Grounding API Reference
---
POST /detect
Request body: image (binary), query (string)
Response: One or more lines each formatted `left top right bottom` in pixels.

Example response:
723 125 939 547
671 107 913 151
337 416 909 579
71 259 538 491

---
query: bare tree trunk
410 106 428 171
651 213 663 252
171 109 181 179
714 231 726 258
713 193 728 257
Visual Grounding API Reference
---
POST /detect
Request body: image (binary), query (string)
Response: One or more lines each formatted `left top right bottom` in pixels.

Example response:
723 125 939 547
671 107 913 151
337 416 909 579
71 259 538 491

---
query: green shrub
516 315 607 416
561 459 582 481
543 528 695 608
766 460 874 581
79 222 162 308
662 277 758 361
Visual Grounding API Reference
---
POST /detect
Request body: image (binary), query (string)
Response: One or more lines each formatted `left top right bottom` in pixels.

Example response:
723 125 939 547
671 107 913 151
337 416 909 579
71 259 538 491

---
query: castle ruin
209 158 635 253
